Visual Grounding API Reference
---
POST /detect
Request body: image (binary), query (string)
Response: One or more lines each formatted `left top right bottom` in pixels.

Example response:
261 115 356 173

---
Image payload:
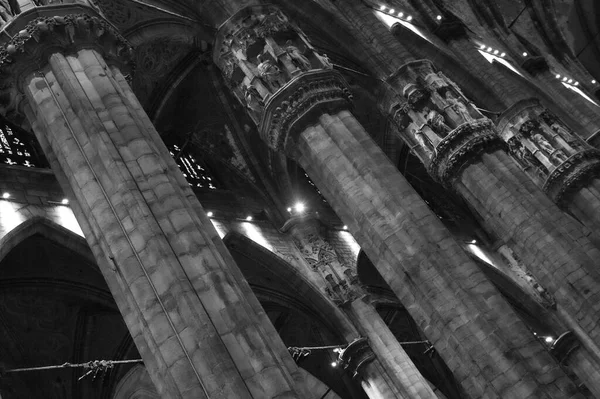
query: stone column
0 7 310 399
215 5 583 398
344 297 440 399
496 99 600 233
388 60 600 394
338 338 407 399
284 215 438 399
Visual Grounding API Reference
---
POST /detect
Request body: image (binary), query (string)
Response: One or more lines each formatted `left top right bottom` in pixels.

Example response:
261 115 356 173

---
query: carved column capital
338 338 375 378
497 98 600 206
213 4 349 155
260 69 352 154
387 59 492 169
0 4 134 119
543 149 600 207
550 331 580 364
428 119 505 186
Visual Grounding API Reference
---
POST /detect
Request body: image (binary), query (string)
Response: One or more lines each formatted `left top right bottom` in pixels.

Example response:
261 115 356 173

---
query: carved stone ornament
550 331 580 364
259 69 353 154
497 98 600 206
213 5 337 131
0 4 134 118
543 148 600 207
338 338 375 378
428 119 505 186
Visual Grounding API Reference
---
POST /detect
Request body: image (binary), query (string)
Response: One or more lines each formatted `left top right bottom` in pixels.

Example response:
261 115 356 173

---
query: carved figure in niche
532 132 556 155
239 30 258 52
315 51 333 69
507 136 548 173
244 85 264 120
411 126 434 157
257 53 283 89
423 106 452 138
0 0 13 26
284 40 312 71
444 91 475 123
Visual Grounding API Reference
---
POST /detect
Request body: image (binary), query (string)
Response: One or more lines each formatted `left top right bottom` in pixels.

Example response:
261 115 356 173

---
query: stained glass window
0 123 46 168
169 144 219 189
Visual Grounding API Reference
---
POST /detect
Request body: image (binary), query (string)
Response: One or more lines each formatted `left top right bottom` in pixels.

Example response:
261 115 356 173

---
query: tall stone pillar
338 338 408 399
496 99 600 233
388 60 600 395
0 6 311 399
284 215 438 399
214 5 583 398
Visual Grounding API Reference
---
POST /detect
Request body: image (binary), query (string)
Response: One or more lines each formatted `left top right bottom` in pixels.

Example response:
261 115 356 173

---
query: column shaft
25 50 306 399
295 110 580 398
345 298 439 399
451 149 600 395
569 179 600 233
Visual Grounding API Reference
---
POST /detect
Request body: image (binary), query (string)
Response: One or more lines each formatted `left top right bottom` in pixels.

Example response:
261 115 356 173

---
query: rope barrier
2 359 143 381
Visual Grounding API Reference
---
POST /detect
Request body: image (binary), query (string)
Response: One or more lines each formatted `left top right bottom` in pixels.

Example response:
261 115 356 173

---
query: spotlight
61 198 69 205
294 202 306 213
246 216 253 221
436 15 442 20
522 52 528 57
207 211 213 217
406 15 413 21
343 225 348 230
287 207 292 212
545 336 554 343
2 192 9 199
330 362 338 367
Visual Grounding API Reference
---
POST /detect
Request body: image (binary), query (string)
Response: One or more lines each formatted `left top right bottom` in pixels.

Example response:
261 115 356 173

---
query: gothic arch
222 231 356 340
0 216 93 266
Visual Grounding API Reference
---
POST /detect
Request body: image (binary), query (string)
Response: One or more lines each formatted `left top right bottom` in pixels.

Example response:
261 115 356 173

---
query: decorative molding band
550 331 580 365
428 119 505 186
259 69 353 154
338 337 375 378
542 149 600 207
0 5 133 118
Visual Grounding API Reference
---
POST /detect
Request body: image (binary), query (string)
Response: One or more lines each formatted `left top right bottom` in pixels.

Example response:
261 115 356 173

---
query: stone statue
315 51 333 69
445 91 474 123
550 123 578 144
424 107 452 138
0 0 12 26
532 132 556 155
284 40 312 71
244 85 263 120
411 126 434 157
507 137 548 173
257 54 283 89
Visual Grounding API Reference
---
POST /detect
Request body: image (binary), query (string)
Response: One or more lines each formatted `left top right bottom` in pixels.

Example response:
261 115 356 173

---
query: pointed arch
222 231 357 340
0 216 93 266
